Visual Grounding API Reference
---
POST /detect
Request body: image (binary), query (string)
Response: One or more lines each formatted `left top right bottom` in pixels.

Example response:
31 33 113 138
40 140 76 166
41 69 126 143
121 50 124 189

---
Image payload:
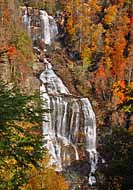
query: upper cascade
21 7 58 45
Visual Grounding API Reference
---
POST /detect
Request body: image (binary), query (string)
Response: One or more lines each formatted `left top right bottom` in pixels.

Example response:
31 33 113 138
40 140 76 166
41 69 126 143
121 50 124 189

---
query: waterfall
21 7 98 186
40 59 98 185
22 8 58 45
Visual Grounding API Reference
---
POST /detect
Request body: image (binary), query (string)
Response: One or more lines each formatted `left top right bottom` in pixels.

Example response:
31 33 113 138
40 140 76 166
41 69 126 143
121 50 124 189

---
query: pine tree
0 81 45 190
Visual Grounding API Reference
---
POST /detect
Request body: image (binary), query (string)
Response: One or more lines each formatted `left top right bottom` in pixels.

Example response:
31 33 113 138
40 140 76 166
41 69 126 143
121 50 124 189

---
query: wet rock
66 160 91 177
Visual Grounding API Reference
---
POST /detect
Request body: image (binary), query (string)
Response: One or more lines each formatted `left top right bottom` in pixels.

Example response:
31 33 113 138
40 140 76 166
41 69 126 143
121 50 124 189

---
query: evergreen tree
0 81 45 190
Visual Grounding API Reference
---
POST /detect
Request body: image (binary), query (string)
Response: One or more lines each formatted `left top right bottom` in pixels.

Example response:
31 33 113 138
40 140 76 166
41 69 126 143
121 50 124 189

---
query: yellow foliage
5 158 17 165
23 157 69 190
128 82 133 90
13 121 37 129
104 5 118 24
126 82 133 101
66 17 75 35
106 57 112 70
89 0 101 12
113 80 126 105
23 146 34 151
81 47 91 58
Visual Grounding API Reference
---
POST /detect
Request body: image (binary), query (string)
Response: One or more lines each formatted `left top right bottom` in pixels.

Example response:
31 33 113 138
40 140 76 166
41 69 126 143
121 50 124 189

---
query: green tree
0 81 44 190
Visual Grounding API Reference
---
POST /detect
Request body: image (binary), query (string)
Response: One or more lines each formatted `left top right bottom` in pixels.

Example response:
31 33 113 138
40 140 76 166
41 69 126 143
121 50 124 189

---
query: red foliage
8 47 17 55
130 17 133 24
7 46 17 58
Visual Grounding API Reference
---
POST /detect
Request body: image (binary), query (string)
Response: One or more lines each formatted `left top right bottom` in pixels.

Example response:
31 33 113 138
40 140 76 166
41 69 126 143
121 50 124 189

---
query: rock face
40 59 98 185
0 51 40 94
0 55 11 83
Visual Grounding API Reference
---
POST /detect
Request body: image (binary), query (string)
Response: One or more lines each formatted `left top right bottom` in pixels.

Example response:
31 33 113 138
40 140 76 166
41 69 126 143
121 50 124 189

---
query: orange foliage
3 9 10 22
96 64 106 78
102 6 130 80
118 80 126 89
89 0 101 13
113 80 126 105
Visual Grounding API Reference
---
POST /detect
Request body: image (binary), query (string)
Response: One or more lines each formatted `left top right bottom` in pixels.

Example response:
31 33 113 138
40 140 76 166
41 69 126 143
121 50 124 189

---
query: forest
0 0 133 189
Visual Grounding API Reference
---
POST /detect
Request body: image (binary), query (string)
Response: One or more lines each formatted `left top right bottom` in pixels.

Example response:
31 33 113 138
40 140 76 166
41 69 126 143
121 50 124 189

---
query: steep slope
0 0 43 93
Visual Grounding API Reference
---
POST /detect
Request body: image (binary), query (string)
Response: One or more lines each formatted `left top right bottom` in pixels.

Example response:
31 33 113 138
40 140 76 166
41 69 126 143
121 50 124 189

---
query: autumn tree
93 0 132 127
57 0 132 128
23 155 69 190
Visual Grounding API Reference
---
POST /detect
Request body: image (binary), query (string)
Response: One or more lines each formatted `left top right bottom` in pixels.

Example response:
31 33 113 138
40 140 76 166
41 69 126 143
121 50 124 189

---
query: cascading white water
40 59 98 185
22 8 58 45
48 16 58 43
21 7 97 185
22 9 31 35
40 10 51 45
81 98 98 185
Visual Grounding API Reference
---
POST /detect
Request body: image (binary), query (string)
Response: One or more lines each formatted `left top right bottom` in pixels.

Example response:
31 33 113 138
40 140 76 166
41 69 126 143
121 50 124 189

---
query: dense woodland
0 0 133 189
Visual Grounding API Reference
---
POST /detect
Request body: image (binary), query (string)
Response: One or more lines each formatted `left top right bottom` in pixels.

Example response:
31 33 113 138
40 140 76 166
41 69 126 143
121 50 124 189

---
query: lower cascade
40 59 98 185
